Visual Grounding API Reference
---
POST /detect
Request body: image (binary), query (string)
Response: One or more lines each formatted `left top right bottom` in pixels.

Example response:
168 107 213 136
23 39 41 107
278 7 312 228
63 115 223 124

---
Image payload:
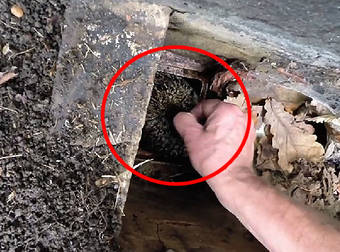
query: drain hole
137 52 252 181
138 71 200 181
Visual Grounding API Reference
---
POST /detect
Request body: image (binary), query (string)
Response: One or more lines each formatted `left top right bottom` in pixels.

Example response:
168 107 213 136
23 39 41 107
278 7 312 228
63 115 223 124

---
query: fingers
191 100 246 130
174 99 253 144
191 99 222 121
173 112 203 143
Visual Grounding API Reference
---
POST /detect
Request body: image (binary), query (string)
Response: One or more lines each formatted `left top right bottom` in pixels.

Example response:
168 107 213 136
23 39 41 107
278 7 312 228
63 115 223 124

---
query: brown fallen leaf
306 115 340 142
256 136 279 171
251 105 263 129
264 99 324 173
11 5 24 18
227 64 308 112
0 71 17 85
326 123 340 142
309 99 332 115
271 86 307 113
224 93 247 111
224 94 263 128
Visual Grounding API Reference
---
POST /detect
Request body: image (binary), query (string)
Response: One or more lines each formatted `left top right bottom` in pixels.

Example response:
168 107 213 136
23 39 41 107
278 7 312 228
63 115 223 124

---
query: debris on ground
210 63 340 218
2 43 10 55
0 0 122 250
0 68 17 85
10 4 24 18
264 99 324 173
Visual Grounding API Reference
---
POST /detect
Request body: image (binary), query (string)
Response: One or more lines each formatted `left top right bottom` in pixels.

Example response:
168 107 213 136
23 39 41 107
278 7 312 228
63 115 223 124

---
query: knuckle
229 104 244 116
219 102 243 115
173 112 185 123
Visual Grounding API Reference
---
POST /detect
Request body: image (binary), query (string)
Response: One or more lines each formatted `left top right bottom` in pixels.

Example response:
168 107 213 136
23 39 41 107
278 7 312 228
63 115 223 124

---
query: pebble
10 5 24 18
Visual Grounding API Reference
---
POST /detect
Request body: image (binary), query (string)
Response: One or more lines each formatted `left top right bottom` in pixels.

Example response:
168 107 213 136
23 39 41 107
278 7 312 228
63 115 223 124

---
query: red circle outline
101 45 251 186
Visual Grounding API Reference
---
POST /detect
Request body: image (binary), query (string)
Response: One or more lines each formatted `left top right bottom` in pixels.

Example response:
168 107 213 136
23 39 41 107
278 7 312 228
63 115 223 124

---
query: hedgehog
141 72 199 161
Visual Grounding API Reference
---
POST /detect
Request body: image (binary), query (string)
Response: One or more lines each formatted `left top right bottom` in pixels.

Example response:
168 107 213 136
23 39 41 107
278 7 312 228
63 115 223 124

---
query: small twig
9 47 35 60
0 106 19 114
0 20 18 30
33 28 44 38
41 164 55 171
277 67 307 84
0 154 23 160
133 159 153 169
114 180 121 210
80 64 85 73
240 62 249 71
101 155 109 164
84 43 99 58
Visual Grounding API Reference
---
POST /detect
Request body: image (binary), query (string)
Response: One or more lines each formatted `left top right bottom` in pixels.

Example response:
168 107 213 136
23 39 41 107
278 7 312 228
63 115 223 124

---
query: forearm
174 101 340 251
211 169 340 252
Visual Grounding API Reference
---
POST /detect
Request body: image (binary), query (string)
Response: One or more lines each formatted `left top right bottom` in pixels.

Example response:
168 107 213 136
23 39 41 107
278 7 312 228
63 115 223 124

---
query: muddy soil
0 1 120 250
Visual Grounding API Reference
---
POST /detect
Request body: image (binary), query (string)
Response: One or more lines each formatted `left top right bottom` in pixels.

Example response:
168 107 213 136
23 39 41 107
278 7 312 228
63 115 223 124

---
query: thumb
173 112 203 143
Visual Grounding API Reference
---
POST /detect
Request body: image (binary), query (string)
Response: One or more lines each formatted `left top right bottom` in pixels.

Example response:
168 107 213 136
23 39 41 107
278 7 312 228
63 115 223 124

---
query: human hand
174 99 256 192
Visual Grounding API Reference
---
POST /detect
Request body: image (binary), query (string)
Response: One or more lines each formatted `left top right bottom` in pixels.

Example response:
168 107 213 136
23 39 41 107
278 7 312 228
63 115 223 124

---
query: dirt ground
0 1 121 250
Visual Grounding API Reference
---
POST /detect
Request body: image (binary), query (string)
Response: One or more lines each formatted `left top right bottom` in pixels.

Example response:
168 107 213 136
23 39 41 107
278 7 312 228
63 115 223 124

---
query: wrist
208 167 262 212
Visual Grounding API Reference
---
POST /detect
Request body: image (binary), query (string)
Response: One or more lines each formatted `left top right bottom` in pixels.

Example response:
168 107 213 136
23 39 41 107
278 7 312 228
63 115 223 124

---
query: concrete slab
148 0 340 115
51 0 170 237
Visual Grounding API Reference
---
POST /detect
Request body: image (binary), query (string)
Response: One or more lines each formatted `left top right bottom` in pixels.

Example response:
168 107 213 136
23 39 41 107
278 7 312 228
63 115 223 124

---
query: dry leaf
95 178 112 187
256 136 279 171
327 124 340 142
264 99 324 173
325 140 340 161
309 99 332 115
306 115 338 124
252 105 263 129
0 71 17 85
271 86 307 113
224 94 262 127
7 191 16 203
306 115 340 142
11 5 24 18
228 78 307 112
2 43 10 55
224 94 247 111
